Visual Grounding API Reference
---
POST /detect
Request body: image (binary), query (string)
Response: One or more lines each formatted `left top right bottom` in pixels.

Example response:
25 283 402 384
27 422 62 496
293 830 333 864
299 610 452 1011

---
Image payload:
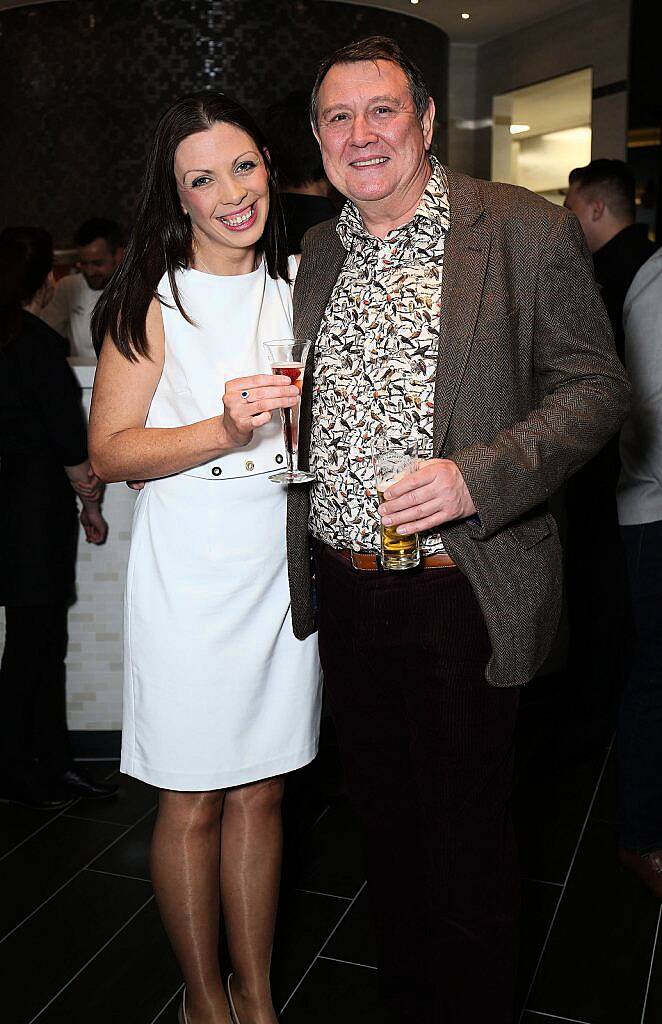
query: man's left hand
379 459 476 535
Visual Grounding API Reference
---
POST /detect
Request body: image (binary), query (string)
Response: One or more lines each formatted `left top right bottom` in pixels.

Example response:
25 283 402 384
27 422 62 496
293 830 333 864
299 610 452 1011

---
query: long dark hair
92 91 290 362
0 226 53 348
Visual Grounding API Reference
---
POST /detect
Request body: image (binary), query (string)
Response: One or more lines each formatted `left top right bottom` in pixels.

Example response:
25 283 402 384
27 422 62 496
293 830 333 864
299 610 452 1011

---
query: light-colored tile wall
0 370 135 732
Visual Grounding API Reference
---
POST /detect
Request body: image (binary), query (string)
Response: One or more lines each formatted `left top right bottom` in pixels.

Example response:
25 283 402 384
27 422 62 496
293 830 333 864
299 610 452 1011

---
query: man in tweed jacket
288 36 629 1024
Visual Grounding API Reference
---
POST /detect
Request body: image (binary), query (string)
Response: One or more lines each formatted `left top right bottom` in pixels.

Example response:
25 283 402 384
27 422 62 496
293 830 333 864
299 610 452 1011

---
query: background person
41 217 124 360
0 226 112 811
287 36 630 1024
89 93 321 1024
563 161 658 738
616 247 662 899
263 91 337 254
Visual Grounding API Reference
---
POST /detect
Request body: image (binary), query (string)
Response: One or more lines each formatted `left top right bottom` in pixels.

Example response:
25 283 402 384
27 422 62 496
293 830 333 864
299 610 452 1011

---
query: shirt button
245 460 255 472
275 454 284 465
212 466 222 477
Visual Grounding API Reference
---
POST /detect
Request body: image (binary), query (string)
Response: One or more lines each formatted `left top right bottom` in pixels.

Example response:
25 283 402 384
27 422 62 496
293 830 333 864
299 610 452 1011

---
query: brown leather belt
325 546 456 572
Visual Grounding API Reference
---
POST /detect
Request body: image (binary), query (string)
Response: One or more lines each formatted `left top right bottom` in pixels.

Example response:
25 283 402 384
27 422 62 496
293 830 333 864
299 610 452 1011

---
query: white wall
447 0 631 179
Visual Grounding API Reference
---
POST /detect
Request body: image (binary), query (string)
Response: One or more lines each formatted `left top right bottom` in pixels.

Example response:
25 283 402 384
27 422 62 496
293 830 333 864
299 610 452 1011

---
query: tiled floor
1 674 660 1024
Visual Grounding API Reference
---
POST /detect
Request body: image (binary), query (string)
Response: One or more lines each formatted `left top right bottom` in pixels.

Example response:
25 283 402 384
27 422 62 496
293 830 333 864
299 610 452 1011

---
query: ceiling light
461 12 470 18
410 0 419 5
510 124 531 134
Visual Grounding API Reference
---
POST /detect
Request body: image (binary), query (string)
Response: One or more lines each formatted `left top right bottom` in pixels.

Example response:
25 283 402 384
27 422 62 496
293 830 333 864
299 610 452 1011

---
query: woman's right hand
220 374 299 449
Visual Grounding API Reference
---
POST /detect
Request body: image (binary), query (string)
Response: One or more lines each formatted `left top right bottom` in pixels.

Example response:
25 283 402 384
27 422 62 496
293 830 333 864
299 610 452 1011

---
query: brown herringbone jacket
287 168 630 686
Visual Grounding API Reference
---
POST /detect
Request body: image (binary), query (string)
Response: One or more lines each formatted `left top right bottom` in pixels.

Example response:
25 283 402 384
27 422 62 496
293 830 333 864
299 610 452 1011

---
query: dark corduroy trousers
314 542 521 1024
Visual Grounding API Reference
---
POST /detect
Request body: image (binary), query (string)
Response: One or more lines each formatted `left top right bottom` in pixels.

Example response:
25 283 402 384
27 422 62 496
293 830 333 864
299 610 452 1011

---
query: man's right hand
220 374 299 449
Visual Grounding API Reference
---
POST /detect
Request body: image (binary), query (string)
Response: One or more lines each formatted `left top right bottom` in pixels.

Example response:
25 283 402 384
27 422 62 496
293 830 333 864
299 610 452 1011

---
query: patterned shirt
309 156 450 553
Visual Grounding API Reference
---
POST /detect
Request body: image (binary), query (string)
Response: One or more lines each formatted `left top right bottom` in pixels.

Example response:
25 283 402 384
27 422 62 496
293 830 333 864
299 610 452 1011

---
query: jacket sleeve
28 331 89 467
39 277 72 347
451 210 631 538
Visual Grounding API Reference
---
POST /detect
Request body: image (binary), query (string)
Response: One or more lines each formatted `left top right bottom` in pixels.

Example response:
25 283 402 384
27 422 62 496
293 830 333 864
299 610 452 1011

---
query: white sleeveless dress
120 257 321 790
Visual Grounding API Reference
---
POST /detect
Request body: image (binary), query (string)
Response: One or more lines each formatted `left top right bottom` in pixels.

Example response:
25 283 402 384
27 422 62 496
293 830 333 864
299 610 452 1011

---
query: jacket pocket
508 513 554 549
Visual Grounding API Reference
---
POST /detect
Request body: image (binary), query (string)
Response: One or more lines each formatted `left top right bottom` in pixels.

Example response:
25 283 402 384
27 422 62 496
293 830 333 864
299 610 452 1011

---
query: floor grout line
0 767 124 864
518 736 614 1023
310 803 331 830
150 983 185 1024
27 893 155 1023
85 866 152 884
524 1011 596 1023
63 811 150 826
296 887 353 901
278 879 367 1014
640 903 662 1024
318 954 378 971
0 803 157 947
0 800 78 863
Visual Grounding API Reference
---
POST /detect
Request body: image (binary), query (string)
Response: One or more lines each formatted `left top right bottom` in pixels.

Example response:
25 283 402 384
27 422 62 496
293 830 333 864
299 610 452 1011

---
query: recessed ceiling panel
316 0 595 44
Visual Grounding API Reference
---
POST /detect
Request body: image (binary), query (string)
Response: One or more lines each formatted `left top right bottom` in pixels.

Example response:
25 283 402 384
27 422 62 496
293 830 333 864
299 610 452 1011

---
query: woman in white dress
88 93 321 1024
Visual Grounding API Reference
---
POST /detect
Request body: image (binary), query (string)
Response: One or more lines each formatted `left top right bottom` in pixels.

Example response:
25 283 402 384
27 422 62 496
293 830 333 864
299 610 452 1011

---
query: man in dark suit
287 36 630 1024
263 91 338 255
563 161 657 734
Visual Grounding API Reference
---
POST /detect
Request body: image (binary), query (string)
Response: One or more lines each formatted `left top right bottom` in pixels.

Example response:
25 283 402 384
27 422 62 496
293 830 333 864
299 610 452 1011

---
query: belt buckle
349 550 383 572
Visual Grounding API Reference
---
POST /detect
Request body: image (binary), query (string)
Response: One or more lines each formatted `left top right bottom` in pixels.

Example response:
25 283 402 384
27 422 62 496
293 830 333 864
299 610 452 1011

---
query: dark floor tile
0 815 124 939
1 869 151 1024
36 891 182 1024
527 819 659 1023
322 886 376 967
517 880 562 1013
280 957 380 1024
295 795 365 898
642 910 662 1024
519 1014 590 1023
514 721 608 884
90 808 156 879
590 745 618 826
272 888 354 1010
64 771 157 827
0 801 63 858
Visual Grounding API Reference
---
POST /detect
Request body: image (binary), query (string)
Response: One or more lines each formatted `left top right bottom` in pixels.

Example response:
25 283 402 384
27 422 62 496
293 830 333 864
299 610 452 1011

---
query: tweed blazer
287 168 630 686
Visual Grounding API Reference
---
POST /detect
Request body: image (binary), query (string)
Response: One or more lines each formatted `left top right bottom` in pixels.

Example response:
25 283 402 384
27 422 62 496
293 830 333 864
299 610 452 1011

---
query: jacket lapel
294 225 346 469
433 169 490 455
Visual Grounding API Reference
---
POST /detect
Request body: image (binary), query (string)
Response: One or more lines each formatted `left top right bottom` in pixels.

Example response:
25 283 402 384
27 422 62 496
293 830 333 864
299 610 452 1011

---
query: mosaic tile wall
0 0 448 246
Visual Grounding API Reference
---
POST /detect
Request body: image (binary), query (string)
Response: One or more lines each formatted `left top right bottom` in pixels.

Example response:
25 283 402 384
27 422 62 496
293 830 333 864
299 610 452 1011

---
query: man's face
564 183 602 253
314 60 434 211
77 237 121 290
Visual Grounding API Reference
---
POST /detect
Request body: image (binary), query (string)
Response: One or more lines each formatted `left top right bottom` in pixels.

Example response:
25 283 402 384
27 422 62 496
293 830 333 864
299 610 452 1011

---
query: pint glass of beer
372 437 420 570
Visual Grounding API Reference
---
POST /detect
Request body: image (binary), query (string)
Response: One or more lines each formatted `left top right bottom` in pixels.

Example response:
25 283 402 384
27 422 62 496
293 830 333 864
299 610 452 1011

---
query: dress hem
119 740 319 791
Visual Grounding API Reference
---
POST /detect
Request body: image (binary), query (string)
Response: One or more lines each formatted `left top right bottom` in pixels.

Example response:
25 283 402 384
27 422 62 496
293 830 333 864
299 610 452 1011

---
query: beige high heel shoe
227 974 242 1024
178 988 189 1024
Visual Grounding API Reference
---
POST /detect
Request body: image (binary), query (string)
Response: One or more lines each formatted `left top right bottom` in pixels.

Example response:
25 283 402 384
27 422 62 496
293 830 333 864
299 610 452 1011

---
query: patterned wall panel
0 0 448 246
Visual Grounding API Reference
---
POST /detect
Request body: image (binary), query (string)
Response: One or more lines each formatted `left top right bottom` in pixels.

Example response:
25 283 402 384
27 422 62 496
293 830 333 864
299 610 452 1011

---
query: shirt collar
336 155 450 251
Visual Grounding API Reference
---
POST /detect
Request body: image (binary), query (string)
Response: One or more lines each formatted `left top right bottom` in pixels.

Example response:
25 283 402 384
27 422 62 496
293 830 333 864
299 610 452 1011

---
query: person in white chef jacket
88 94 321 1024
40 218 124 360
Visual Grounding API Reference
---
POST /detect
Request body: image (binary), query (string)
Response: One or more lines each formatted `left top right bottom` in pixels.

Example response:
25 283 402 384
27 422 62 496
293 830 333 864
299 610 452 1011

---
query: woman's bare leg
220 777 285 1024
150 789 232 1024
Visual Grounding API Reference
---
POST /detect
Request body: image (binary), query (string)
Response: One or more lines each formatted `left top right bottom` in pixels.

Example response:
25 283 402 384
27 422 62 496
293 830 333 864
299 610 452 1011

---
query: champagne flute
263 339 315 484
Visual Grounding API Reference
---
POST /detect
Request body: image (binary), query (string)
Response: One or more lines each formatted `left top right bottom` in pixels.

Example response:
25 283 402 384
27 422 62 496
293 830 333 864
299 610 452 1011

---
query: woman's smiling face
175 121 270 267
